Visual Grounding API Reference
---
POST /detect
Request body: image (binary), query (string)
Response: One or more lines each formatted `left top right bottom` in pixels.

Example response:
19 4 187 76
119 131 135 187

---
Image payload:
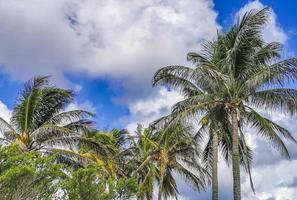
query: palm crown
0 76 95 153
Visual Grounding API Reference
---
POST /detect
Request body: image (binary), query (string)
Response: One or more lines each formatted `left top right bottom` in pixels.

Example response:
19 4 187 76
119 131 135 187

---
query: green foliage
0 76 95 155
0 145 140 200
0 145 67 200
61 164 139 200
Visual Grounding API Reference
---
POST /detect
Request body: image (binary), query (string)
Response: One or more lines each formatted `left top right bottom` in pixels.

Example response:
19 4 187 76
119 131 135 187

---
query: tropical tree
0 144 139 200
80 129 130 178
0 76 95 156
55 129 130 179
0 145 67 200
152 7 297 200
130 125 209 200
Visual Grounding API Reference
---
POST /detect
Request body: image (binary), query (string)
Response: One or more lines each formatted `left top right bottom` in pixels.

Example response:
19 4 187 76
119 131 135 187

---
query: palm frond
48 148 88 167
63 119 94 133
31 125 74 143
245 107 296 158
44 136 108 157
48 110 95 125
174 161 208 192
248 88 297 114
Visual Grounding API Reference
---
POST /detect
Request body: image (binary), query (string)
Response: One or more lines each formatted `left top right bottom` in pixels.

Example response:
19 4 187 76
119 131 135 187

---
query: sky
0 0 297 199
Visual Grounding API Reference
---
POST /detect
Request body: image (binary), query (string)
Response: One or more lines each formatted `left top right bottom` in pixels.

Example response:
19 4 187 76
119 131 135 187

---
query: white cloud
66 101 96 113
0 101 11 121
125 88 183 132
0 0 220 90
236 0 287 44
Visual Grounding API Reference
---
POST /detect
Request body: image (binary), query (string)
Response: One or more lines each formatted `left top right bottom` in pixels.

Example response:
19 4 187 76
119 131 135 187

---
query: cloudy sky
0 0 297 199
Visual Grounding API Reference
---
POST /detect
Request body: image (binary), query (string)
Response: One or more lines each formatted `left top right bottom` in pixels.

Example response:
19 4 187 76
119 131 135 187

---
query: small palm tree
152 7 297 200
130 125 209 200
82 129 129 178
0 76 95 155
55 129 130 179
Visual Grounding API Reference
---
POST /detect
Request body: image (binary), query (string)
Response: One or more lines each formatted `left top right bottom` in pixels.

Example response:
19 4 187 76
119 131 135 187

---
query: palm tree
55 129 130 179
0 76 95 156
152 7 297 200
82 129 129 178
130 124 209 200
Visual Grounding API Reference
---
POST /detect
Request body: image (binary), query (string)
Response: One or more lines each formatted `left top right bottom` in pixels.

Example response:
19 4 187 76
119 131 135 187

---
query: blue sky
0 0 297 199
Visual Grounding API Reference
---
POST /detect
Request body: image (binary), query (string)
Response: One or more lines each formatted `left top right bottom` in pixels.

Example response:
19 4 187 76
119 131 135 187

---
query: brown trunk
231 109 241 200
158 172 164 200
212 132 219 200
158 154 165 200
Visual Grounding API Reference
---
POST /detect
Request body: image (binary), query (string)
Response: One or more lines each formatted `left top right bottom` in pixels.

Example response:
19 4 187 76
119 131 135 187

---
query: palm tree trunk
158 176 164 200
212 132 219 200
158 172 164 200
231 109 241 200
158 166 164 200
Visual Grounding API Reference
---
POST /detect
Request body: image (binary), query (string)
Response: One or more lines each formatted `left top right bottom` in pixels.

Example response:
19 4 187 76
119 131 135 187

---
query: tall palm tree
130 124 209 200
0 76 95 155
152 7 297 200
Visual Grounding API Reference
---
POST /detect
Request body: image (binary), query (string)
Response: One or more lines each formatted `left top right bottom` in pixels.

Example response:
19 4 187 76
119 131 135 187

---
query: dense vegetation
0 7 297 200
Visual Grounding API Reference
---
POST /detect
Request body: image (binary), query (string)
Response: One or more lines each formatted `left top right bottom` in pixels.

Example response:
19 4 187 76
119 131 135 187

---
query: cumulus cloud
0 0 220 91
242 160 297 200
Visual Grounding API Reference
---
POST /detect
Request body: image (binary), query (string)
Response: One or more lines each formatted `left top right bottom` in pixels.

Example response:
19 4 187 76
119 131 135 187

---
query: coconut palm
197 8 297 199
130 124 209 200
55 129 130 179
152 7 297 200
0 76 96 156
